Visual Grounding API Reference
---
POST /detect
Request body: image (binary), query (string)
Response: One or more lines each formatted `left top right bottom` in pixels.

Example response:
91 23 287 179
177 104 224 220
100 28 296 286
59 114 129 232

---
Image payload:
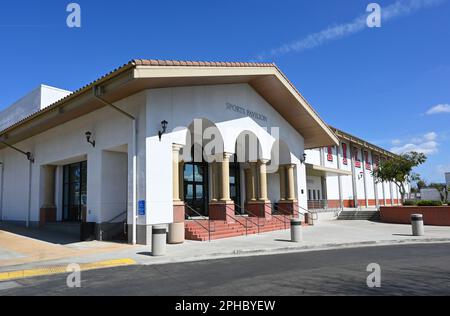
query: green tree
429 183 449 204
416 179 427 191
372 152 427 203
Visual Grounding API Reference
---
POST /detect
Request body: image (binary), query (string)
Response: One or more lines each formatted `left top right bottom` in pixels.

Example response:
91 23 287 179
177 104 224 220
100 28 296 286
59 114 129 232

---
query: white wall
0 85 71 132
101 150 128 223
146 84 308 221
0 91 146 225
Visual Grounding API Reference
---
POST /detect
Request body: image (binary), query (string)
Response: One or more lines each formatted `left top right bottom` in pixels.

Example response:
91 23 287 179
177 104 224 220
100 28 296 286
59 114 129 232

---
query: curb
141 238 450 266
0 258 136 282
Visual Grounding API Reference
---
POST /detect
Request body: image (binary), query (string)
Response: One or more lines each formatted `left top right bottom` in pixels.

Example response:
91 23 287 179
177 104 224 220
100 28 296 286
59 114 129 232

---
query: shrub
416 200 443 207
403 200 417 206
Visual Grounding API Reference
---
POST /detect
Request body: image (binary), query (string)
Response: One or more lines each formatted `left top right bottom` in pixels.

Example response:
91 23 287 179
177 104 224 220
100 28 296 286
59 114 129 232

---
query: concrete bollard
411 214 425 236
152 225 167 256
304 213 314 226
291 219 303 243
168 222 185 244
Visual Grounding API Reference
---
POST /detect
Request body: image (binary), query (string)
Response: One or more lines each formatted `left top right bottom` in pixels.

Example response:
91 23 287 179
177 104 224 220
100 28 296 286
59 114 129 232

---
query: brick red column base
173 201 185 223
209 201 235 223
246 201 272 220
39 207 57 228
277 201 298 216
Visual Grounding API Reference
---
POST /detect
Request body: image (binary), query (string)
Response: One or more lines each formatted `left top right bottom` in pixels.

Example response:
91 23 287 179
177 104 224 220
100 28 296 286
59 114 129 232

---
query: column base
277 201 298 216
246 201 272 220
209 201 235 223
173 201 185 223
39 207 57 228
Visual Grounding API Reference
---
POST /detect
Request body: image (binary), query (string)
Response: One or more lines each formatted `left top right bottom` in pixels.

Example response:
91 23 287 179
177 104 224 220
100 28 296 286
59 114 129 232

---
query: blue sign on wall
138 200 146 216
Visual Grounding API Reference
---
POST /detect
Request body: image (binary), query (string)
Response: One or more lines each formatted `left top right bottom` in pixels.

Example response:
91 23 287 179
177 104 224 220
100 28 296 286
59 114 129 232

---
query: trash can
152 225 167 256
411 214 425 236
291 219 303 243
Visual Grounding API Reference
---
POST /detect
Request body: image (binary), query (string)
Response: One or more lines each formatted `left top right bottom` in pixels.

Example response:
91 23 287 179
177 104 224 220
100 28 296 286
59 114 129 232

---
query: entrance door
229 159 242 214
184 161 209 216
63 161 87 222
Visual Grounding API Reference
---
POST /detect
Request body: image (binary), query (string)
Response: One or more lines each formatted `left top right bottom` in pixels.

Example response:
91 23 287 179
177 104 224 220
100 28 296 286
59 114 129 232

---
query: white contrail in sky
255 0 445 60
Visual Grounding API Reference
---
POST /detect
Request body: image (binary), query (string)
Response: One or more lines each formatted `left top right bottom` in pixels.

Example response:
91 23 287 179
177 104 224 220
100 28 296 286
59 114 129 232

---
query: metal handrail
297 204 319 221
233 203 263 234
270 205 292 229
185 204 214 242
224 204 251 236
105 211 127 224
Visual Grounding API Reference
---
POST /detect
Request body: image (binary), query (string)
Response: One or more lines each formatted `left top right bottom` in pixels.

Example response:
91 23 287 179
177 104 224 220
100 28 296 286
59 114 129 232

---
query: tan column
172 145 183 202
220 153 232 202
244 168 251 203
211 162 218 202
258 160 269 202
179 161 185 201
249 162 257 201
279 165 286 201
287 164 296 201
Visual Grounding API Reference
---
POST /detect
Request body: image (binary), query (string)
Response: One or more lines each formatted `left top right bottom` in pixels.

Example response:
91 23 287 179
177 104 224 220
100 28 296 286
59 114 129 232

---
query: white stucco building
0 59 405 244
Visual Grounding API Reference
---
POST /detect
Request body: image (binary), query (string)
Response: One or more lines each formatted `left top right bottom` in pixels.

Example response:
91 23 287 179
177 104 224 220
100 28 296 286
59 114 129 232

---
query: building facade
304 128 407 220
0 60 405 245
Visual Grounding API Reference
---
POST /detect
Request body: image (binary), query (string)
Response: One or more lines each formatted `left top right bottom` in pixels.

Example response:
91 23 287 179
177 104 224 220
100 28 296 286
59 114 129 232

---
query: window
365 151 371 171
313 190 316 200
308 189 312 201
373 155 380 170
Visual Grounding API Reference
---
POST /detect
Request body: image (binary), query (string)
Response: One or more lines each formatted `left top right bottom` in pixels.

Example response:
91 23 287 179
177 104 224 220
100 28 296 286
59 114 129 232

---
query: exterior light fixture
300 153 307 164
85 131 96 148
158 120 168 141
358 172 364 180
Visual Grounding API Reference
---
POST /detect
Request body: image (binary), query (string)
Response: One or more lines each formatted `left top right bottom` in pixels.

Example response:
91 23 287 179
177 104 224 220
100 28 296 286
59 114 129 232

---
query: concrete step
185 218 306 241
337 211 381 221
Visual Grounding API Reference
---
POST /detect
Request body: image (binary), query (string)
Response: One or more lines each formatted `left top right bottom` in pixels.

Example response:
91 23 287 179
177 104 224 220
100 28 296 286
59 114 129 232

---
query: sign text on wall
226 102 268 123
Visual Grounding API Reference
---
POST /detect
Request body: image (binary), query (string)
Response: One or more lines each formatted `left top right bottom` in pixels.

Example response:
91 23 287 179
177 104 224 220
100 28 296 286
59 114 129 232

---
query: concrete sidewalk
1 220 450 279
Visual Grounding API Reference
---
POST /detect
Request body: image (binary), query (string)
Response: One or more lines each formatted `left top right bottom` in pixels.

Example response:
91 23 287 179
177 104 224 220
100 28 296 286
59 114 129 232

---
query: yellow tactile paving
0 258 137 282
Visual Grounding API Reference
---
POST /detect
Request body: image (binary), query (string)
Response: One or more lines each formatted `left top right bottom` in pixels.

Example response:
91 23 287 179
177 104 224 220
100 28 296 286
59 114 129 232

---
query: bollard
152 225 167 256
411 214 425 236
304 213 314 226
291 219 303 243
168 222 185 244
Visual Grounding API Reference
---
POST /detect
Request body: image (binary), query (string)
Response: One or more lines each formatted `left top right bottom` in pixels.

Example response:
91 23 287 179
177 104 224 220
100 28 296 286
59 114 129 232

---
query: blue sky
0 0 449 183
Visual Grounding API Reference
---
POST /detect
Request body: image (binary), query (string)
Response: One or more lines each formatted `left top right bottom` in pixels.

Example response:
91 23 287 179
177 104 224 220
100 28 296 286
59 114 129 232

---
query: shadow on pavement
0 222 80 245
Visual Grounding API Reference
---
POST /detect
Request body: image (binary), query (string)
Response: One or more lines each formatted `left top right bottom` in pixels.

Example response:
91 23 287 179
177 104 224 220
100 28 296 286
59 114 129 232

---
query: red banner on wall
327 146 333 162
342 143 348 165
354 147 361 168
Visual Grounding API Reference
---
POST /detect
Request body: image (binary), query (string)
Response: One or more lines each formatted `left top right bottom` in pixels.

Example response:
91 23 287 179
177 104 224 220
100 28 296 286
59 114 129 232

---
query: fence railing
185 204 215 242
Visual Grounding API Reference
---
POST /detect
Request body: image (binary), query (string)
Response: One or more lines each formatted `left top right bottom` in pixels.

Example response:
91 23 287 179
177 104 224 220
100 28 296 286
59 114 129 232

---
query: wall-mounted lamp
85 131 96 148
26 152 35 163
158 120 168 141
300 153 307 164
358 172 364 180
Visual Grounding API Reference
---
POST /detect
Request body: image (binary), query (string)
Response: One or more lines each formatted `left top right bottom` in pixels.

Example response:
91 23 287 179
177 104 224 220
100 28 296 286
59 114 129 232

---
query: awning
305 163 352 177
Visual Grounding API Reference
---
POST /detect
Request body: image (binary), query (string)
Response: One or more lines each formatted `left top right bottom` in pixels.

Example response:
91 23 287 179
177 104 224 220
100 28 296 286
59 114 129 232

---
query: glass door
229 159 242 214
63 161 87 222
184 161 209 217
